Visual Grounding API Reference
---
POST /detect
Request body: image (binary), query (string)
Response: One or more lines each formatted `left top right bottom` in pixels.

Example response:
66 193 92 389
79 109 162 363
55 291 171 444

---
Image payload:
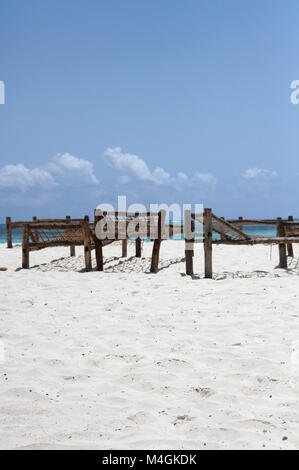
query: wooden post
287 216 294 257
66 216 76 257
94 210 104 271
95 239 103 271
22 224 29 269
238 216 244 232
134 212 142 258
32 216 39 243
184 210 194 276
204 208 213 279
136 238 142 258
150 210 165 273
82 215 92 272
6 217 12 248
122 239 127 257
150 240 161 273
277 217 287 269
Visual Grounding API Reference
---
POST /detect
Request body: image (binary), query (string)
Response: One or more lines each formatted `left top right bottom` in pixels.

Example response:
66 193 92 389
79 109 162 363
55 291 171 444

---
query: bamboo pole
204 208 213 279
66 216 76 257
277 218 287 269
6 217 12 248
22 224 29 269
287 216 294 257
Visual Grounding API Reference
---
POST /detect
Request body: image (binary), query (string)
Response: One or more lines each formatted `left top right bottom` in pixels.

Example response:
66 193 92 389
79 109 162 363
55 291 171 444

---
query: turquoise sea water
0 223 278 245
0 224 22 244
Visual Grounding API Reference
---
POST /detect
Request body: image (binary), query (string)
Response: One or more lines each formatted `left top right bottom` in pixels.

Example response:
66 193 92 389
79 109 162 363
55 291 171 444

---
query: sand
0 241 299 450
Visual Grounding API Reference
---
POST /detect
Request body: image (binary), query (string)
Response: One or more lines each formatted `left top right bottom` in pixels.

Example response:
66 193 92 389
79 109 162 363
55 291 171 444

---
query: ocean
0 223 278 245
0 224 22 244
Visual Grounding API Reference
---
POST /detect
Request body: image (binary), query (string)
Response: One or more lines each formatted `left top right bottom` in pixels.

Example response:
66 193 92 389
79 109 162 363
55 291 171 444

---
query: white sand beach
1 241 299 450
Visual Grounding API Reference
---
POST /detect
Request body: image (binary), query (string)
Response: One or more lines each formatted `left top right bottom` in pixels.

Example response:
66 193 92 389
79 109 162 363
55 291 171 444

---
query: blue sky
0 0 298 220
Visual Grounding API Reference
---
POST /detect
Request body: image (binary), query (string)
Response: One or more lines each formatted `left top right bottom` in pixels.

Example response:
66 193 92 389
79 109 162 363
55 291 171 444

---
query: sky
0 0 299 221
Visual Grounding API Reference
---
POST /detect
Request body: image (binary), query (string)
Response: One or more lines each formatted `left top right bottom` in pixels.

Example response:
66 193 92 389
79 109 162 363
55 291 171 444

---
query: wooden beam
204 208 213 279
23 222 80 230
213 237 299 245
27 240 84 249
94 210 158 218
10 218 83 228
227 219 282 226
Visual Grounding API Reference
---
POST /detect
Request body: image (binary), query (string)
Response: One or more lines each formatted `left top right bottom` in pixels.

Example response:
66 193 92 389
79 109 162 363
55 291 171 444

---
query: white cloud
151 167 173 185
104 147 151 181
243 168 278 179
0 153 99 197
194 172 217 185
177 172 188 182
103 147 175 185
0 164 56 191
103 147 217 187
120 175 132 184
49 153 99 184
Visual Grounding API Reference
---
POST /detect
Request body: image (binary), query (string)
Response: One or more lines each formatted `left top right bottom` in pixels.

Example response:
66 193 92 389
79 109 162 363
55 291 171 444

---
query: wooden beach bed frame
93 210 165 273
92 209 205 274
6 216 82 251
189 209 299 278
20 216 92 269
